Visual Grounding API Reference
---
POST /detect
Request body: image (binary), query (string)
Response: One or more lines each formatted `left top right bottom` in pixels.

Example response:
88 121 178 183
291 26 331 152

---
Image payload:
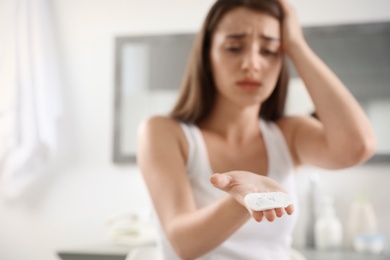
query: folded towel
106 210 157 246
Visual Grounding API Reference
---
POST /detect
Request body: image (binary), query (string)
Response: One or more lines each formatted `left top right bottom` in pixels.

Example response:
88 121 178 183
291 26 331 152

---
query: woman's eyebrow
261 34 280 42
226 33 247 39
225 33 280 42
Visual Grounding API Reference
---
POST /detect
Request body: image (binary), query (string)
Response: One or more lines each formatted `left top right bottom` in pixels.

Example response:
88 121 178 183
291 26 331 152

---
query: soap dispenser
314 196 343 250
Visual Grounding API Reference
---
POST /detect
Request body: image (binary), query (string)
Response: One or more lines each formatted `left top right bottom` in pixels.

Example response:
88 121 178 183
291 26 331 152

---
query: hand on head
276 0 306 55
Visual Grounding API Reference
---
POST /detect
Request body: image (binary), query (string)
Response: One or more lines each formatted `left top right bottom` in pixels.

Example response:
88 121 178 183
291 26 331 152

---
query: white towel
0 0 62 198
106 210 157 246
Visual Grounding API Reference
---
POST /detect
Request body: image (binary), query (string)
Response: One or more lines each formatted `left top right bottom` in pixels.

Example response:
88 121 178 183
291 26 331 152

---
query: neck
199 98 262 144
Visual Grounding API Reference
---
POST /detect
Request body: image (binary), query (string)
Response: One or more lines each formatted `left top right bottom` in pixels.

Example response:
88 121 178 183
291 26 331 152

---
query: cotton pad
244 192 292 211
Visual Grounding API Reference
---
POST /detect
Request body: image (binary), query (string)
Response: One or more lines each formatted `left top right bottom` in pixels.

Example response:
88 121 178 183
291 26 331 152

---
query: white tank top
155 119 299 260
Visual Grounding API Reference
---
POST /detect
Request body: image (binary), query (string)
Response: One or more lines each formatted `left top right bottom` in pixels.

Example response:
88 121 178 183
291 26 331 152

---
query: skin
137 0 376 259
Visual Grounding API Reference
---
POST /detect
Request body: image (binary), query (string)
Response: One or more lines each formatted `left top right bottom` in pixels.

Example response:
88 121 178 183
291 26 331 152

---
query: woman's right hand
210 171 294 222
276 0 306 56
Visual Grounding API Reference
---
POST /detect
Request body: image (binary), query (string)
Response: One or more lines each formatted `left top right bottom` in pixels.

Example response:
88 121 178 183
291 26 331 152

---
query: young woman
137 0 376 259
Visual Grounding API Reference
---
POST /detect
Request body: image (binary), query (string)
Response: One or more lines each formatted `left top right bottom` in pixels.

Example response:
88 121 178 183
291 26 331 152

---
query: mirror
113 34 195 163
113 22 390 164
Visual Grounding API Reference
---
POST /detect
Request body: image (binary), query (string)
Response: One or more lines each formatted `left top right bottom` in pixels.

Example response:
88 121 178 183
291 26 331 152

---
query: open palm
210 171 294 222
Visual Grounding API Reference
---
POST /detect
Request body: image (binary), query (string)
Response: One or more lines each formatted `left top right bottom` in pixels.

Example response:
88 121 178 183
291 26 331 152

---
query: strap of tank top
179 122 196 171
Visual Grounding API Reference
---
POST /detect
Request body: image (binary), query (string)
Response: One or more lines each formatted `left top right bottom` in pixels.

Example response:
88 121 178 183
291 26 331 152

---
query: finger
285 204 294 215
275 0 288 12
263 209 276 222
275 207 285 218
210 173 231 191
276 0 292 9
251 210 264 222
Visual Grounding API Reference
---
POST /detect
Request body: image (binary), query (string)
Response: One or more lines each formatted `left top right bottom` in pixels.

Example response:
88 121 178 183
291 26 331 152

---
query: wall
0 0 389 259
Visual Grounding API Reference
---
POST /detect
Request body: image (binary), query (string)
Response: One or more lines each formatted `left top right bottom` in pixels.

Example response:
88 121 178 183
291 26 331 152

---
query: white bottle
314 196 343 250
346 194 378 249
306 173 321 248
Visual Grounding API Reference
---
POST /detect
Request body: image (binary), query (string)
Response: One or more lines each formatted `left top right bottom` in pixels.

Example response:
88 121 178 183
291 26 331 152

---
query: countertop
299 248 389 260
58 243 390 260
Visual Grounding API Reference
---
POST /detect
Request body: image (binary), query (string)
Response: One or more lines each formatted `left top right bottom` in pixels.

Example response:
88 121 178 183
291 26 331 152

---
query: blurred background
0 0 389 259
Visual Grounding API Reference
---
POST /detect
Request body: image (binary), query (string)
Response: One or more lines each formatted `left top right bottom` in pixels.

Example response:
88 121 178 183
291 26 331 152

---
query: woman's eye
261 49 278 56
226 46 243 53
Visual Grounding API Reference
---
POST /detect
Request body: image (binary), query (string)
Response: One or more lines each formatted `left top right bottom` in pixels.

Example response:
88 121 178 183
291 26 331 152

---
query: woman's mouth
236 79 262 90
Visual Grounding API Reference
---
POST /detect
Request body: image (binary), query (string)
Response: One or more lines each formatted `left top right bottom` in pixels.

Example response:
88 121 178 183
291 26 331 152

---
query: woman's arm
278 0 376 169
137 116 249 259
137 116 293 259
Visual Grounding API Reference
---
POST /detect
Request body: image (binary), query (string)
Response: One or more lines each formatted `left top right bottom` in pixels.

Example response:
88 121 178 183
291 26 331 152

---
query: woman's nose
241 49 261 73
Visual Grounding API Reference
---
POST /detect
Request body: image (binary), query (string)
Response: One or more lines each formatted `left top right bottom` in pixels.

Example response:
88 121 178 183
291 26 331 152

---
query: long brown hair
170 0 289 124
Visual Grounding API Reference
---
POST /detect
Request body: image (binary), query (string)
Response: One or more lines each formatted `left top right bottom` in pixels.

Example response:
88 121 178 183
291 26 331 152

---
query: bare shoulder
138 115 182 136
137 115 188 160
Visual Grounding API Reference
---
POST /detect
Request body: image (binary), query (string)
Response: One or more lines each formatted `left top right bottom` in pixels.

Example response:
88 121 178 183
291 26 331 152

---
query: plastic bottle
306 173 320 248
346 193 378 249
314 196 343 250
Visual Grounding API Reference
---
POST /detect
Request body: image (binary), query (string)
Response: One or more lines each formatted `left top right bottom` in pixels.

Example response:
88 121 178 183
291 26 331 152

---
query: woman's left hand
276 0 306 56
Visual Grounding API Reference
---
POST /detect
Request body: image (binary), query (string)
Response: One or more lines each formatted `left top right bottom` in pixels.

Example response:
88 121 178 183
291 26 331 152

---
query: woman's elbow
346 134 377 166
357 134 377 163
173 246 194 260
328 135 376 169
169 238 196 260
166 225 197 260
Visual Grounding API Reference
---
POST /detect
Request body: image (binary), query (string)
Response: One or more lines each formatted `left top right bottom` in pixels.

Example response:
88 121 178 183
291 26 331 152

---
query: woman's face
210 7 282 108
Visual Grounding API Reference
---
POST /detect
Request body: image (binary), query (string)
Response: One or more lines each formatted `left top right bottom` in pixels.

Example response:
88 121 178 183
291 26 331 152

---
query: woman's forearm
166 195 250 260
